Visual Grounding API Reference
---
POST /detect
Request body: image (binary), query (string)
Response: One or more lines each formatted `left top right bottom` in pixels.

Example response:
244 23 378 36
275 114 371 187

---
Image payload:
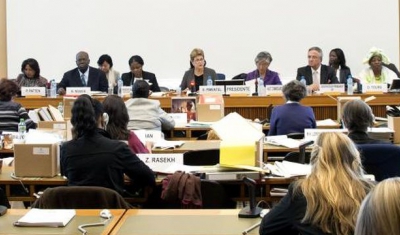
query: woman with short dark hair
61 95 155 195
0 79 36 131
120 55 160 92
15 58 48 89
268 80 316 135
97 54 120 88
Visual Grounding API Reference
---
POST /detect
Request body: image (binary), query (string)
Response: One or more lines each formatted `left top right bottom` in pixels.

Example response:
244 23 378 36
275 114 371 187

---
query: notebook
14 209 76 227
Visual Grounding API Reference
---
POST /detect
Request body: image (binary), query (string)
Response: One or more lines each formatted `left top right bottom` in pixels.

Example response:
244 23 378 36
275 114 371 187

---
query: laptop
389 79 400 92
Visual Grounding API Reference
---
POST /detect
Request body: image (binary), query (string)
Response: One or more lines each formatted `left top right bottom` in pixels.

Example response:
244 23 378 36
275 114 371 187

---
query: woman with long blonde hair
260 132 374 235
355 177 400 235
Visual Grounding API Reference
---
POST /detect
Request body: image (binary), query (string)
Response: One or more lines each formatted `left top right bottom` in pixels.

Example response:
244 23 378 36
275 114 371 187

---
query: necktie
81 74 86 86
313 71 320 88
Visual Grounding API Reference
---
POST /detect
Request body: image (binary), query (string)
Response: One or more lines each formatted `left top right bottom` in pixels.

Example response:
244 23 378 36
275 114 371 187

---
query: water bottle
347 75 353 95
300 76 310 95
18 118 26 140
50 79 57 98
258 77 265 96
57 102 64 117
206 75 213 86
117 77 123 97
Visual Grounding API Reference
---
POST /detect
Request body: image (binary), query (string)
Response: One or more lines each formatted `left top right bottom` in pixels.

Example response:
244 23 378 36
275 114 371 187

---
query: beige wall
0 1 399 76
0 0 6 78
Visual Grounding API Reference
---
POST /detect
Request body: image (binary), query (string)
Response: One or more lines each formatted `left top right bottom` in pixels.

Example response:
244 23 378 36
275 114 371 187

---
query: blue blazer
296 65 338 85
58 66 108 92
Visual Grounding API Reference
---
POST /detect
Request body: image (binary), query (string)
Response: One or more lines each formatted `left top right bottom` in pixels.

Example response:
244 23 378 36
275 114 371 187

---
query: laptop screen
390 79 400 90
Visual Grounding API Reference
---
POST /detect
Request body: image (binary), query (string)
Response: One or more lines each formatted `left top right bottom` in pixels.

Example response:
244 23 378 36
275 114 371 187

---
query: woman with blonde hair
355 177 400 235
260 132 373 235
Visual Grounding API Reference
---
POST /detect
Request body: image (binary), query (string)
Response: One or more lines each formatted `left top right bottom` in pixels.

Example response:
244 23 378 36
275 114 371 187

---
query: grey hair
308 46 323 60
282 80 306 102
255 51 273 64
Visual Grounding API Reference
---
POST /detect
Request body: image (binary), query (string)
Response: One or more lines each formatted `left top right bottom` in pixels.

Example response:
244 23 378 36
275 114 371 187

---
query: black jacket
58 66 108 92
296 65 338 85
121 71 161 92
60 129 155 195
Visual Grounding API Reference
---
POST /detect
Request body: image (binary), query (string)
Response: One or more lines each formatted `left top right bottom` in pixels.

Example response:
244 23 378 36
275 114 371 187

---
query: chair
383 63 400 78
286 132 304 139
357 144 400 181
231 73 247 80
200 180 235 208
183 149 220 166
159 86 170 92
216 73 226 80
0 188 10 208
283 140 314 164
31 186 133 209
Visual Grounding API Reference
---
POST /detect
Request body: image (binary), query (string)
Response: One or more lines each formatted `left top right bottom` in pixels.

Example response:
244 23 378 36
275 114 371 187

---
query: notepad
14 209 76 227
153 140 184 149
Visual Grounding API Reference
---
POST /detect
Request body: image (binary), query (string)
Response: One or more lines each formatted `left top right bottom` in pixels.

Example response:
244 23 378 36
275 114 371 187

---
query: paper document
14 209 76 227
316 119 338 126
153 140 184 149
265 135 301 148
264 161 311 177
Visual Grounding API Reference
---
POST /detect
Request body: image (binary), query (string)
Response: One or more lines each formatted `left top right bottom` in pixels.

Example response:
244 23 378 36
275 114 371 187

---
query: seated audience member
125 80 175 131
329 48 358 87
0 79 36 132
260 132 374 235
296 46 339 92
97 54 120 89
60 95 155 195
180 48 218 91
121 55 160 92
359 47 398 85
342 99 389 144
268 80 316 136
58 51 108 95
103 95 151 154
15 58 48 89
246 51 282 85
355 177 400 235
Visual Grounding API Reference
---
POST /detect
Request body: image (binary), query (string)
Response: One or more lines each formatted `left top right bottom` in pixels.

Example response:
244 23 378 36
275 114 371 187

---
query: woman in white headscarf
359 47 397 85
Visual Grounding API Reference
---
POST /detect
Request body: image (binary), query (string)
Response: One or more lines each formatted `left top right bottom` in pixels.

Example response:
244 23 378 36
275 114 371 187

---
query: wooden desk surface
0 209 125 235
111 209 260 235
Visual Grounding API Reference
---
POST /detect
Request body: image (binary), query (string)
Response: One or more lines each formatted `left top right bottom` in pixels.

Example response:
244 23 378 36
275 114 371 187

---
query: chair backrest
0 188 10 208
357 144 400 181
159 86 170 92
183 149 220 166
383 63 400 78
31 186 133 209
201 180 235 209
286 132 304 139
216 73 226 80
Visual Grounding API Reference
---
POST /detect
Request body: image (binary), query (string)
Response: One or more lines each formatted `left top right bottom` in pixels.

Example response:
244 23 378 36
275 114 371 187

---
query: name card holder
198 85 224 95
363 84 387 94
319 84 345 94
121 86 132 97
66 87 91 95
265 85 283 96
21 87 46 97
137 153 184 173
225 85 251 96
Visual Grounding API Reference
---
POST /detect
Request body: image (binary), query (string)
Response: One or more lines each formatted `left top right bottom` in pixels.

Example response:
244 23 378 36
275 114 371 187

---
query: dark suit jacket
58 66 108 92
337 66 352 84
296 65 338 85
120 71 161 92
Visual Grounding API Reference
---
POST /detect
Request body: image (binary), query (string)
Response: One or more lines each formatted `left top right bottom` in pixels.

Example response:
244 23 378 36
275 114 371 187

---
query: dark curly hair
282 80 307 102
71 95 103 139
21 58 40 78
97 54 113 68
132 80 150 98
0 79 19 101
103 95 130 140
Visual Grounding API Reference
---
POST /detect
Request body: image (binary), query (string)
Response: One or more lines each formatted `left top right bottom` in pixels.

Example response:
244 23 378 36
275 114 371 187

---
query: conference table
14 92 400 120
0 209 125 235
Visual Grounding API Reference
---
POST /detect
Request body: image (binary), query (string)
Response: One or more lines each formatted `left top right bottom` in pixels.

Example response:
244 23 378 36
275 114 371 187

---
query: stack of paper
264 135 302 148
14 209 76 227
264 161 311 177
153 140 184 150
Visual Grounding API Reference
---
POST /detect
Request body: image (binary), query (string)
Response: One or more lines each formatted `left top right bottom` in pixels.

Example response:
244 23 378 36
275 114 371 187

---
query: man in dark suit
296 46 338 92
58 51 108 95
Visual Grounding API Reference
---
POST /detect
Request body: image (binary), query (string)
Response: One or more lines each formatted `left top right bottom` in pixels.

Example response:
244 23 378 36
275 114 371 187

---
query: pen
242 221 261 235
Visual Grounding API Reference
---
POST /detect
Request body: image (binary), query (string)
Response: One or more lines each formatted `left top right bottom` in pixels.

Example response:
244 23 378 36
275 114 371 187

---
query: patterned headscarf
362 47 390 64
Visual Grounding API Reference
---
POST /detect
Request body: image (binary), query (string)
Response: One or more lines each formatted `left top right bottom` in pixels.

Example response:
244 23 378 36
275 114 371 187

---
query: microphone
238 177 263 218
252 79 258 96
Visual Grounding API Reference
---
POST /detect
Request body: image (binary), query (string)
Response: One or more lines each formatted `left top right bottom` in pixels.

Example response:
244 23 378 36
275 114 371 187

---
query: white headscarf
362 47 390 64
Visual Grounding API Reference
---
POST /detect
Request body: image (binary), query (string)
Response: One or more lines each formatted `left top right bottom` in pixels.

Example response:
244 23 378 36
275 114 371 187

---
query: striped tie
81 74 86 86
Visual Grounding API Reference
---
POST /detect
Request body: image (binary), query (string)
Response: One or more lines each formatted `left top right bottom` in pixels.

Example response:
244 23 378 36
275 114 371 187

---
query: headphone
103 113 109 129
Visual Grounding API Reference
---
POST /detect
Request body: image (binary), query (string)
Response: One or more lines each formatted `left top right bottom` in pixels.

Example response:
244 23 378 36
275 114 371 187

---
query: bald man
58 51 108 95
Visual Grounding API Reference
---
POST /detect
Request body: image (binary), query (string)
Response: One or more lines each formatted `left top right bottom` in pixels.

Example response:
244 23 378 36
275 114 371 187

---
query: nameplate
265 85 283 95
21 87 45 96
32 147 50 155
168 113 187 125
122 86 132 96
66 87 91 95
198 86 224 94
363 84 387 93
133 130 163 144
225 85 251 95
319 84 345 93
304 128 346 141
137 153 183 173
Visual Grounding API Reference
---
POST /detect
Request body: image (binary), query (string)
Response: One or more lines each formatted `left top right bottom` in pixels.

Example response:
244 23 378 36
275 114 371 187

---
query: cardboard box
388 115 400 143
14 143 59 177
63 97 76 120
212 112 264 167
197 94 224 122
